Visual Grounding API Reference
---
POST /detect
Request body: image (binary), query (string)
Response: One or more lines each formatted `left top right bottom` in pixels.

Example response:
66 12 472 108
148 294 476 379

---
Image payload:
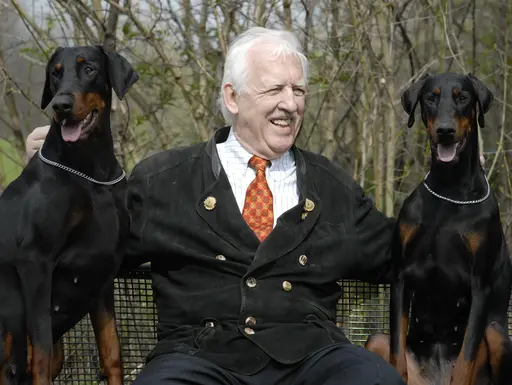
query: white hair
217 27 309 125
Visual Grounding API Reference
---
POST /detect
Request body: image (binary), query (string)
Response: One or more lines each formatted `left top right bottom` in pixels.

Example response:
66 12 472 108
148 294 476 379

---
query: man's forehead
256 71 305 87
248 56 304 86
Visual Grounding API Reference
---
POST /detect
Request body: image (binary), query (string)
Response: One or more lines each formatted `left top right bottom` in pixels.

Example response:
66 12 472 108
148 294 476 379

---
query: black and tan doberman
366 72 512 385
0 45 138 384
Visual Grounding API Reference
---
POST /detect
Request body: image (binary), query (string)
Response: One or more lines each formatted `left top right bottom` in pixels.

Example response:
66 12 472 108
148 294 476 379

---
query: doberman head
40 45 138 144
401 72 493 168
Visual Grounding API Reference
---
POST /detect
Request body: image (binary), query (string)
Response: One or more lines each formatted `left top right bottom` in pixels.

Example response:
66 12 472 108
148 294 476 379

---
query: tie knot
249 155 270 171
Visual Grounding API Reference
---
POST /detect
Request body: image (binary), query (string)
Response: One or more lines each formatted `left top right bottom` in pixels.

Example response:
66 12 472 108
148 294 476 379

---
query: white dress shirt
216 128 299 227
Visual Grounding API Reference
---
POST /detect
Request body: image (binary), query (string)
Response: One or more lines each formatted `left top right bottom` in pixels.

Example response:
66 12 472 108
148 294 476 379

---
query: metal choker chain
422 171 490 205
38 149 126 186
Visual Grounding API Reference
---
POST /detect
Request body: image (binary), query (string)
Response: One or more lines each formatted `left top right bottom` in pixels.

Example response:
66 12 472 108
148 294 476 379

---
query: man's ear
99 46 139 100
41 47 64 109
467 73 494 128
222 83 239 116
401 73 430 128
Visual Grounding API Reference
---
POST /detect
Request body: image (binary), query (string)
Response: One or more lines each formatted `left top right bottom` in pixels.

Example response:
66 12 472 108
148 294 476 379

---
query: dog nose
436 126 456 137
52 95 74 118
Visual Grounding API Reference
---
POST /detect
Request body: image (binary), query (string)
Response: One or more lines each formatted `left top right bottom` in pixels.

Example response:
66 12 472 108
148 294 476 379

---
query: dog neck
40 103 122 182
426 122 487 202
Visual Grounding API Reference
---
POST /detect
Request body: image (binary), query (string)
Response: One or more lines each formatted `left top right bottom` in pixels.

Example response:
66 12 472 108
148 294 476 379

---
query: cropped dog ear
467 73 494 128
99 46 139 100
401 73 430 128
41 47 64 109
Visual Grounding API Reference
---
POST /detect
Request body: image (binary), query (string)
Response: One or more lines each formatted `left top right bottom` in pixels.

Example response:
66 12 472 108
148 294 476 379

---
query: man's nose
277 88 298 112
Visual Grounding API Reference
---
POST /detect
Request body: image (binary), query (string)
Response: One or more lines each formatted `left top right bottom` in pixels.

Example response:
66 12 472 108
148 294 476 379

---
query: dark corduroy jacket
121 126 395 375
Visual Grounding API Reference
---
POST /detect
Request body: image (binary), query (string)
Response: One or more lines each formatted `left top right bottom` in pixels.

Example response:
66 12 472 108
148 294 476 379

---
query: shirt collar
219 127 295 175
221 127 253 168
206 126 312 200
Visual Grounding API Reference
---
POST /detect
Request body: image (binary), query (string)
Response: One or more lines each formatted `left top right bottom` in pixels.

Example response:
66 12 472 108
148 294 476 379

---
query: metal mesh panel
336 281 391 345
54 265 157 384
54 274 512 384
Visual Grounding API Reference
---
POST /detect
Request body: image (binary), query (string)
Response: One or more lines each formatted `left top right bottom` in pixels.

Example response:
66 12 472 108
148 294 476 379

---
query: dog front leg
50 339 64 380
390 276 410 382
390 222 417 383
450 279 488 385
29 337 65 381
484 321 512 385
18 260 53 385
90 283 122 385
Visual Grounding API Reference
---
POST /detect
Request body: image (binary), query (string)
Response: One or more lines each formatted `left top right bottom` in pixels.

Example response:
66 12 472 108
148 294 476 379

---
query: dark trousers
132 344 405 385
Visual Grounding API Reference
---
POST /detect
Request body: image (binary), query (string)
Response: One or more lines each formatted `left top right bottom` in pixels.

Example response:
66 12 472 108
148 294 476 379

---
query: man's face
225 43 306 160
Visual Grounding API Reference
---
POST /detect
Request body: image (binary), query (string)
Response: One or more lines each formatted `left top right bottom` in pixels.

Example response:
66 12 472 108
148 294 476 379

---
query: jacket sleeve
118 162 151 275
351 181 396 284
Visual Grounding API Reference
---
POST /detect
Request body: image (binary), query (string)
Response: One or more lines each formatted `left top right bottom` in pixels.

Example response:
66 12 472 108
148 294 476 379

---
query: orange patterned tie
242 155 274 241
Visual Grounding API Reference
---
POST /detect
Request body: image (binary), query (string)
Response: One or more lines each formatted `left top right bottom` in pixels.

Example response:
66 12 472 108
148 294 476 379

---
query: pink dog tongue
437 143 457 162
61 121 82 142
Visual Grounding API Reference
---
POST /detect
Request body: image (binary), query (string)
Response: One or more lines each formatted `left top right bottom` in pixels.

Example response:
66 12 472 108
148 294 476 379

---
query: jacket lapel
248 147 322 272
196 128 260 251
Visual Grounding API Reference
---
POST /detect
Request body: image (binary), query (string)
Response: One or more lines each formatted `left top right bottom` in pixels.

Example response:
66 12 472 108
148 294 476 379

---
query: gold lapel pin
304 198 315 212
204 196 217 211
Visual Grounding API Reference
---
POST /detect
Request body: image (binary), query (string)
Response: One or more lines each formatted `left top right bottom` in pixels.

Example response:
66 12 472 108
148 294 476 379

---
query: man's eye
294 88 305 96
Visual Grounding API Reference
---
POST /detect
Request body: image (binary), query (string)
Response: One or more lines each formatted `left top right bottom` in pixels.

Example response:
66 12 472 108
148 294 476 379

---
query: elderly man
26 27 404 385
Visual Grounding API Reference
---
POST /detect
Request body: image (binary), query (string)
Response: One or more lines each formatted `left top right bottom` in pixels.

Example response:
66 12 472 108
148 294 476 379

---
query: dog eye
84 66 94 75
427 94 436 102
459 95 468 102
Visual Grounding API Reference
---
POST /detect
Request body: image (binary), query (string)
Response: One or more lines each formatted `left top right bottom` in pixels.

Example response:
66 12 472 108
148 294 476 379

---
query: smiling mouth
60 110 98 142
270 118 293 127
435 138 466 163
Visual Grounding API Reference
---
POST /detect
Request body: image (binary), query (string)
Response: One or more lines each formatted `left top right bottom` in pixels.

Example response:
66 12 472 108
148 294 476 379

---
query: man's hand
26 125 50 162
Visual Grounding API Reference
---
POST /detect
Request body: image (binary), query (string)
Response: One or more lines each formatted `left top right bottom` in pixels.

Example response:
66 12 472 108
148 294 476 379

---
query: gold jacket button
244 327 255 335
299 255 308 266
204 196 217 210
246 277 257 288
215 255 226 261
282 281 292 292
304 198 315 212
245 316 256 325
